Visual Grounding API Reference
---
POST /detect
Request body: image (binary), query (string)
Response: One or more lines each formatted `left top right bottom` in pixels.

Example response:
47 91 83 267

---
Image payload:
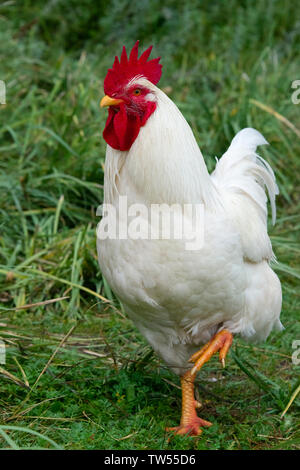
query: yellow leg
167 329 233 437
166 370 212 436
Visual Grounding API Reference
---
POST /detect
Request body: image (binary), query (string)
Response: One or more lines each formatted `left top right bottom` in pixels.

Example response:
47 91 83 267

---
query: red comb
104 41 162 96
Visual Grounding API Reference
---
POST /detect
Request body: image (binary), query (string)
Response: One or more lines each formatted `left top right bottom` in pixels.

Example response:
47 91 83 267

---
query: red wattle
103 102 156 151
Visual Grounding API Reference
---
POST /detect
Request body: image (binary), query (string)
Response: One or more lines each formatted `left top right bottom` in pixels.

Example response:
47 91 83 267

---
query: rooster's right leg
166 370 212 436
166 329 233 436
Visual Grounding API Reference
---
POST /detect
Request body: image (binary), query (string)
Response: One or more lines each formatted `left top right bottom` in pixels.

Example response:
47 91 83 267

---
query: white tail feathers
212 128 279 262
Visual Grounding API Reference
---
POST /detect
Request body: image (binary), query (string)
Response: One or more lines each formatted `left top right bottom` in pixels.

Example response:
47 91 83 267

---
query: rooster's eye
133 88 142 96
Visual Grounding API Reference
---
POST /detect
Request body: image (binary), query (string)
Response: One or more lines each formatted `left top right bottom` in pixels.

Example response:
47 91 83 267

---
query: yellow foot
189 329 233 376
166 416 212 436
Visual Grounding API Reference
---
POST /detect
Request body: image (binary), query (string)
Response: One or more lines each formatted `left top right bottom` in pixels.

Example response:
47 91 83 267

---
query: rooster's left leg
167 329 233 437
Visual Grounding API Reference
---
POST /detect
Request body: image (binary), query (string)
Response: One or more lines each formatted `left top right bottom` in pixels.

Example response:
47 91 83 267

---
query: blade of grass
231 349 286 409
0 427 20 449
281 382 300 418
53 194 64 235
0 425 63 449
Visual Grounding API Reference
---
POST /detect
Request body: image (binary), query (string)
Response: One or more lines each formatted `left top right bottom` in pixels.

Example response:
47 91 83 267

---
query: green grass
0 0 299 450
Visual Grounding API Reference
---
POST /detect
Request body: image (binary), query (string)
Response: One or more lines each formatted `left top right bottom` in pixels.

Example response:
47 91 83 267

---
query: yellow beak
100 95 124 108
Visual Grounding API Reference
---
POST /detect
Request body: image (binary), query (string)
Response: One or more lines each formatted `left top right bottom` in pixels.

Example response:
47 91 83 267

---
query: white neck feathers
104 83 218 208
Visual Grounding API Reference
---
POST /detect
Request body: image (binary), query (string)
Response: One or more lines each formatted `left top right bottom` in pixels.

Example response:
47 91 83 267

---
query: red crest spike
120 46 128 67
129 41 139 63
139 46 153 64
104 41 162 96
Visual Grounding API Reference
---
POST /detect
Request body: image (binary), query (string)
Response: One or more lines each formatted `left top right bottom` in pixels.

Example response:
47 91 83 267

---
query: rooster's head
100 41 162 151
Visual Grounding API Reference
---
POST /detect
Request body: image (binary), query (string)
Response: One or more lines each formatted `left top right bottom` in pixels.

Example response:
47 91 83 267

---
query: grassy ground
0 0 299 450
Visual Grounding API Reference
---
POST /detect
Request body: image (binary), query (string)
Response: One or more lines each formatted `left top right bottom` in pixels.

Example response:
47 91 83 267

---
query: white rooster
97 41 283 436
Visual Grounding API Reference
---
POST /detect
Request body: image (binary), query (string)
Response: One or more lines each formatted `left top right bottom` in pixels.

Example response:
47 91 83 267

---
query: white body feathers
97 79 283 375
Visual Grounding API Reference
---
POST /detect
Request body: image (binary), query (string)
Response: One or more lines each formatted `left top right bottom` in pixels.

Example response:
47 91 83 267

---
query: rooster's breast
97 212 246 347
